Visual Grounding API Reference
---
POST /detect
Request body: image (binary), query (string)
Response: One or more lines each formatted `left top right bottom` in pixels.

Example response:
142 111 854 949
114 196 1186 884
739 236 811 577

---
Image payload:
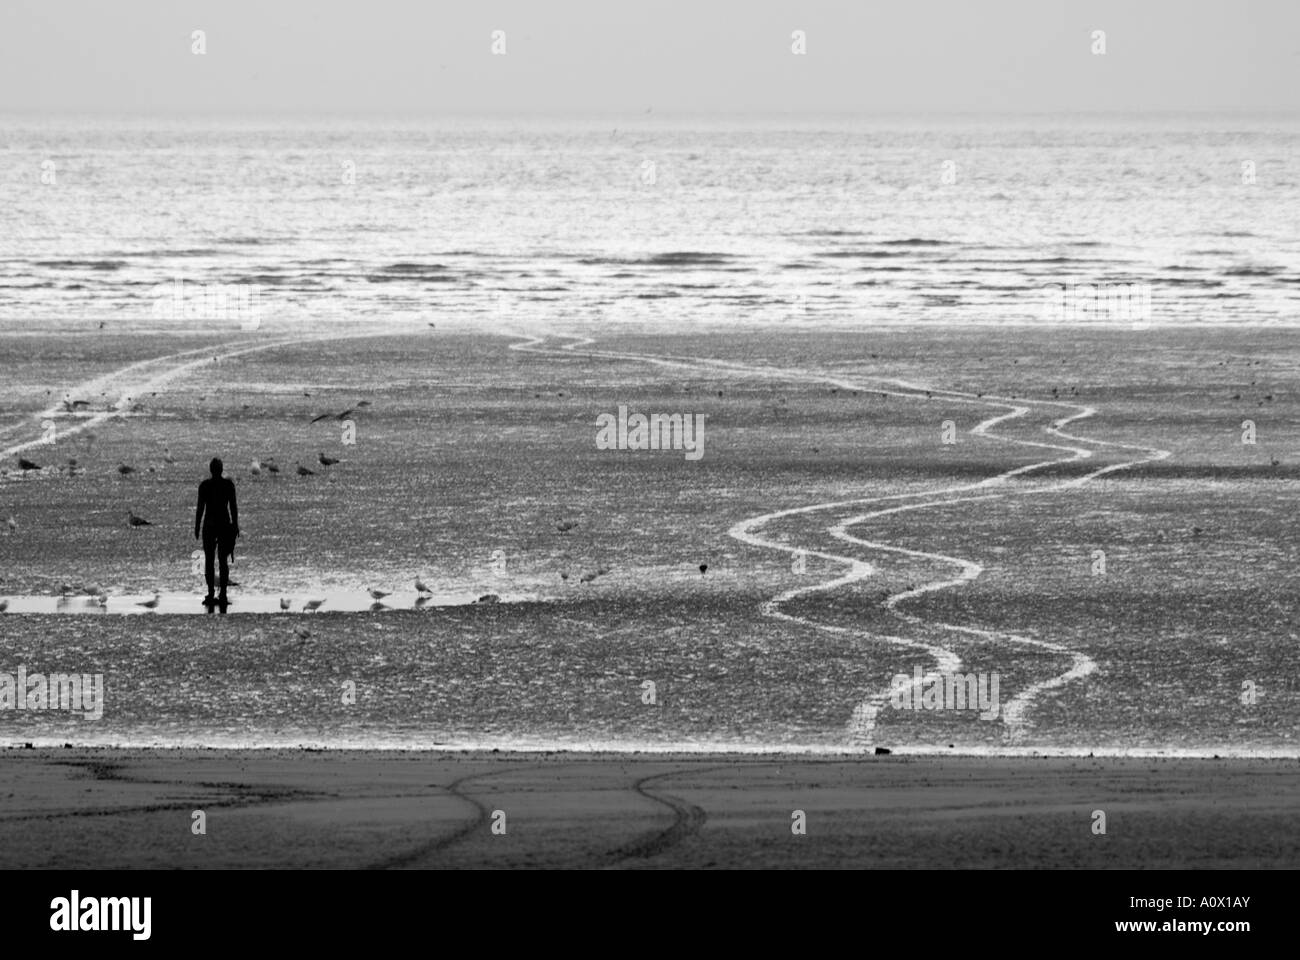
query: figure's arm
194 486 204 539
229 482 239 536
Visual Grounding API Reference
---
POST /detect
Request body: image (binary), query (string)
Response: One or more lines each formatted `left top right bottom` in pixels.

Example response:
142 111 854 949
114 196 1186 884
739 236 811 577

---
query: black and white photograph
0 0 1294 940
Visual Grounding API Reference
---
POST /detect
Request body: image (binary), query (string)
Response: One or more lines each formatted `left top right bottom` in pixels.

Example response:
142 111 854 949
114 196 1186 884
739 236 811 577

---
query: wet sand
0 748 1295 869
0 589 534 616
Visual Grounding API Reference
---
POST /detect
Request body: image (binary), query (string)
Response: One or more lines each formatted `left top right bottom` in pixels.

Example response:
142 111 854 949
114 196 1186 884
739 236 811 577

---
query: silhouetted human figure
195 457 239 604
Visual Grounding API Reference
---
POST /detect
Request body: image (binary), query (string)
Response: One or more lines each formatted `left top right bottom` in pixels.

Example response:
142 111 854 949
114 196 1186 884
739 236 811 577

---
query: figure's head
209 457 223 477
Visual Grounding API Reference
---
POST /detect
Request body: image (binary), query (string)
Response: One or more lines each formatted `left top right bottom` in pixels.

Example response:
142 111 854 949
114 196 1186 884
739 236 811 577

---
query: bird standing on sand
296 463 315 477
292 625 312 641
265 461 280 475
414 578 431 595
250 460 262 477
369 588 390 600
136 593 161 609
280 597 291 611
318 452 340 466
302 599 325 612
127 510 153 527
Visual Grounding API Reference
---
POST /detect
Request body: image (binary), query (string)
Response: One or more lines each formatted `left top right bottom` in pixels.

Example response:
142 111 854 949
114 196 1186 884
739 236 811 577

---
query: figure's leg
218 539 230 599
203 535 216 598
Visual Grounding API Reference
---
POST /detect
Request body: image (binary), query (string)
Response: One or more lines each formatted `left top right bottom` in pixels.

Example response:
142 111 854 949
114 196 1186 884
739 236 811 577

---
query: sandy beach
0 748 1294 869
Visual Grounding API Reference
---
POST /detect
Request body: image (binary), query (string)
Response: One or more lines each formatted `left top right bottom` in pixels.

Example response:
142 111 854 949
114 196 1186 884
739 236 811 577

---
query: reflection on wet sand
0 590 531 616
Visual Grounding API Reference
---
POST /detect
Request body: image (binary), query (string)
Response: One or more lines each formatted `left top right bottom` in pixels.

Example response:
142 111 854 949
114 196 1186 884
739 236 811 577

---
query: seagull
279 597 291 611
18 457 40 471
127 510 153 527
250 460 262 477
302 599 325 612
414 578 431 594
296 463 314 476
292 625 312 641
136 593 161 609
265 461 280 475
94 592 108 607
60 583 75 596
318 452 340 466
556 520 577 533
118 463 136 475
368 588 390 600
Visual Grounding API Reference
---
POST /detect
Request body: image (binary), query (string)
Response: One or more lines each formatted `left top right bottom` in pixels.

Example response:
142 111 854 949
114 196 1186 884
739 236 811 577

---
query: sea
2 112 1298 330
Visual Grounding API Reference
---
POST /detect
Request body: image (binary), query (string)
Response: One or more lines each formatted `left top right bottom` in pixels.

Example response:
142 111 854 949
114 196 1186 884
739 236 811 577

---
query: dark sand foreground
1 749 1295 869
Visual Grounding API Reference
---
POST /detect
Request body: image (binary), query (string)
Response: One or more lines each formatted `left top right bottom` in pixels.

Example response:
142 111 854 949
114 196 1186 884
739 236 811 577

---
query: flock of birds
249 451 342 480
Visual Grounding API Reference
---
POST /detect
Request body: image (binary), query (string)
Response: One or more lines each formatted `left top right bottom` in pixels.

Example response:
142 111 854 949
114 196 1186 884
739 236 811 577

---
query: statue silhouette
195 457 239 604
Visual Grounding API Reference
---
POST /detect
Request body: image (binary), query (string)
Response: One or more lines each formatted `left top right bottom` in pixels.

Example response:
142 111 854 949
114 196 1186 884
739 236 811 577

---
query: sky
0 0 1297 115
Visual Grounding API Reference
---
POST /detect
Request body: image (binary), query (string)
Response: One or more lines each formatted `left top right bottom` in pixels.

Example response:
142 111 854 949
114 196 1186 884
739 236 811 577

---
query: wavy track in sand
509 332 1169 748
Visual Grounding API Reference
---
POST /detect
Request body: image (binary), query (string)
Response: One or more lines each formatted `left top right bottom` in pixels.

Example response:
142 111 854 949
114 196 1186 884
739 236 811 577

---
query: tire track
508 331 1169 747
1 329 390 460
598 765 728 867
367 765 527 870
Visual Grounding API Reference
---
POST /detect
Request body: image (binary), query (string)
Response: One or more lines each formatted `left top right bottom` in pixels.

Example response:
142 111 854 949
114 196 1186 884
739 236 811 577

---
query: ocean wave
579 252 734 266
102 248 220 258
33 259 126 270
380 262 450 273
878 238 953 247
366 273 459 283
1223 265 1282 276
